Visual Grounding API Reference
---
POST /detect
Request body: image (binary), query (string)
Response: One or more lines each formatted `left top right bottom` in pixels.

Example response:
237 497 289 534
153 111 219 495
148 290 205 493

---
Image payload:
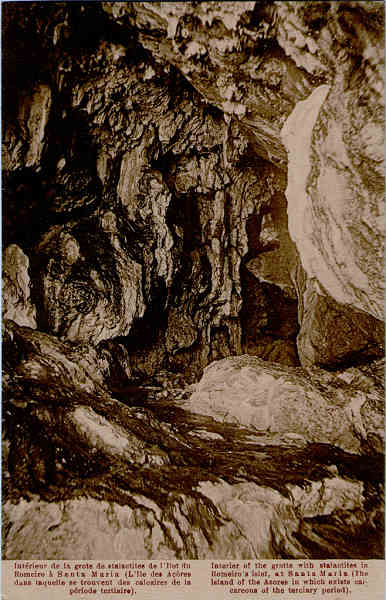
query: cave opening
2 1 384 563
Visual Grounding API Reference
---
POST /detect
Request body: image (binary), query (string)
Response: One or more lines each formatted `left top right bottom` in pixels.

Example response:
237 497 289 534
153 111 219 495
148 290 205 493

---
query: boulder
185 355 384 455
296 276 384 368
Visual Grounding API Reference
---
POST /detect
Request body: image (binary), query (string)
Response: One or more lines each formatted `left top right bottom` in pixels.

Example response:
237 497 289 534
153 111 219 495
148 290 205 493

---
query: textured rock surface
185 355 384 455
2 1 384 560
3 320 108 394
282 83 384 322
33 226 145 344
4 83 52 171
2 488 304 560
1 474 366 560
3 1 384 376
296 275 384 368
4 1 295 375
279 1 384 327
2 245 37 328
2 324 384 559
102 1 315 168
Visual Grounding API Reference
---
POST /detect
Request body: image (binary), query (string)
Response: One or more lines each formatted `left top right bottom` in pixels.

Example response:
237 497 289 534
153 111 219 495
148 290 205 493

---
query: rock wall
2 245 37 328
2 2 291 379
2 1 384 560
3 1 384 377
279 2 384 366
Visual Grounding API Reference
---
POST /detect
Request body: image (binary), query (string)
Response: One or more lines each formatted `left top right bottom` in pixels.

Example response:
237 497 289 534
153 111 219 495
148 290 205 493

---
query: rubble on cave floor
2 322 384 560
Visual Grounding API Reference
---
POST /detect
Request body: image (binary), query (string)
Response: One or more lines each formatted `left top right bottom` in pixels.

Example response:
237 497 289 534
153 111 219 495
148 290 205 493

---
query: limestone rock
197 480 305 559
296 276 384 368
4 2 383 375
4 84 51 171
3 319 108 395
240 269 299 367
246 191 298 299
240 189 300 367
3 322 383 559
3 497 175 560
3 2 291 372
33 225 145 344
276 2 384 91
2 465 375 559
282 75 384 323
2 244 37 328
102 1 315 168
69 405 169 467
165 308 197 354
286 476 364 519
278 2 384 365
2 2 384 561
185 355 384 454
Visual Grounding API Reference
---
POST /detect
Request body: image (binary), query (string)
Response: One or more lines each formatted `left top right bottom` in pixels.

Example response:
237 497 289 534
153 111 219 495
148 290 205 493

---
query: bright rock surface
2 245 37 328
185 355 384 455
282 80 384 322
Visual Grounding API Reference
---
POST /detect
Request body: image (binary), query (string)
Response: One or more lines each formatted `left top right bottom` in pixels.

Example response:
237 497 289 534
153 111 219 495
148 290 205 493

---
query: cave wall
2 0 385 563
2 1 384 381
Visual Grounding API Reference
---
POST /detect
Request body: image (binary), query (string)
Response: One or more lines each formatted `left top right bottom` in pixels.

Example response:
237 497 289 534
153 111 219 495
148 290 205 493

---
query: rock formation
2 1 384 559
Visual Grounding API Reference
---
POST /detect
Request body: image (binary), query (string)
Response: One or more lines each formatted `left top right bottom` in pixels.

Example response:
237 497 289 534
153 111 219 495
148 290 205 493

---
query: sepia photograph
2 0 384 584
